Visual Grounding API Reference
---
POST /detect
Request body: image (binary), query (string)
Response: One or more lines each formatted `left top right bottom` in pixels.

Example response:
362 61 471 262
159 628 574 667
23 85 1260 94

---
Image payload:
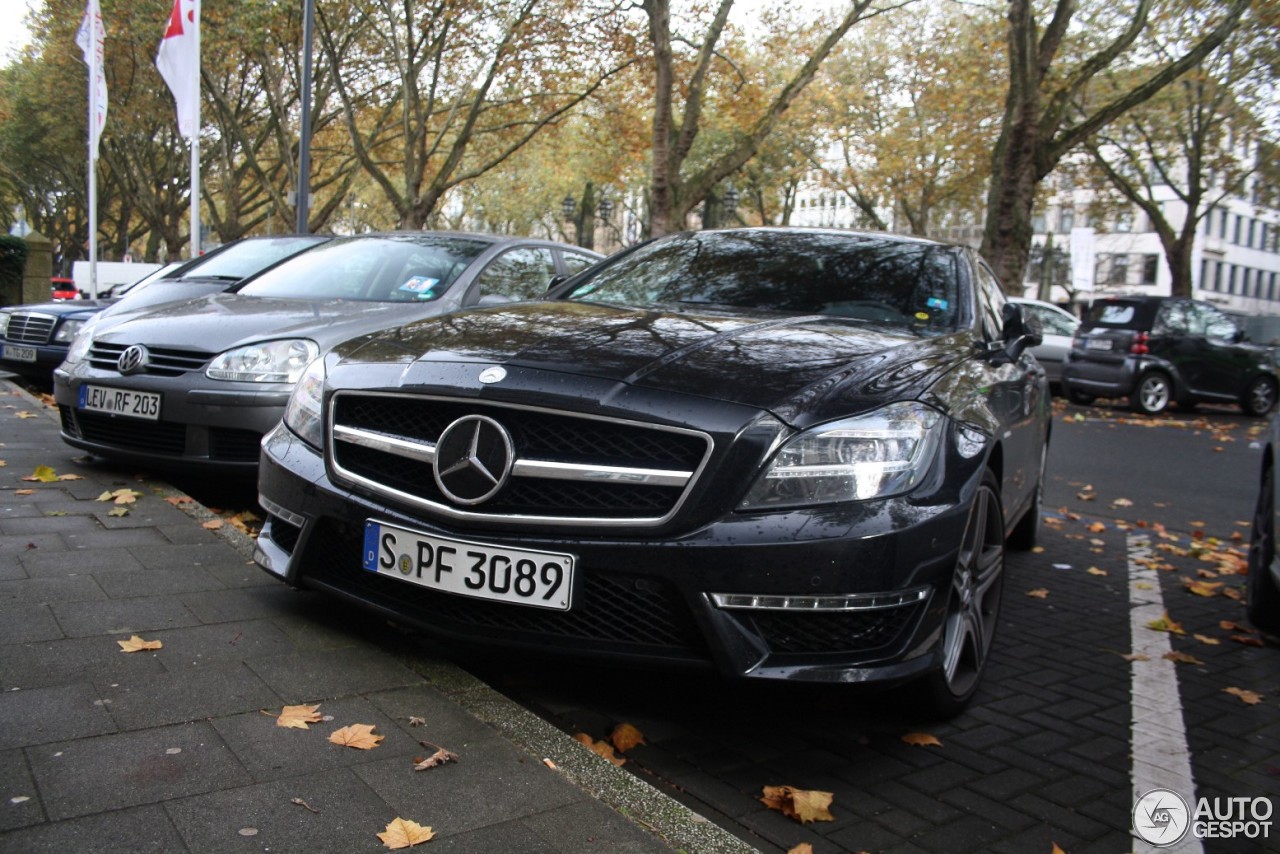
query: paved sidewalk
0 378 754 854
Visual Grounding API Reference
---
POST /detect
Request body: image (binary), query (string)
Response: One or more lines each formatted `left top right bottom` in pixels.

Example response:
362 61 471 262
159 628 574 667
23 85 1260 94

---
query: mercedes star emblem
433 415 514 505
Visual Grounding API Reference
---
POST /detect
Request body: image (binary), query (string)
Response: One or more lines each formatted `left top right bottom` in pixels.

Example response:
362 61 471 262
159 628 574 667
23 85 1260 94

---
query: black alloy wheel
916 469 1005 717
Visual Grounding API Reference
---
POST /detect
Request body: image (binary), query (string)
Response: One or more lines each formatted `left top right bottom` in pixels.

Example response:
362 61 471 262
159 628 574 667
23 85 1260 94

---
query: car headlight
282 357 325 448
54 319 85 344
62 318 99 366
206 339 319 383
0 312 9 337
740 402 944 509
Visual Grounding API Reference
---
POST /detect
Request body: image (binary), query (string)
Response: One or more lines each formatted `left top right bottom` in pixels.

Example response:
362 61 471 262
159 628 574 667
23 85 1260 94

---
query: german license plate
1086 338 1113 351
362 520 575 611
76 384 162 420
1 344 37 363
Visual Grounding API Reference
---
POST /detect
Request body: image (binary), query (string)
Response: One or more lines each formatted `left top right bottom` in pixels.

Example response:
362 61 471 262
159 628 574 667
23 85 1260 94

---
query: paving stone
180 585 313 623
141 619 299 668
0 635 167 690
524 799 675 853
246 646 425 702
49 595 202 638
0 602 64 643
60 526 174 549
127 541 257 571
365 685 511 746
164 767 393 854
19 547 146 578
353 736 585 837
203 561 277 588
211 695 426 783
96 662 283 731
0 575 104 605
0 682 118 749
0 515 105 537
0 747 45 831
94 566 226 599
25 722 251 821
0 803 187 853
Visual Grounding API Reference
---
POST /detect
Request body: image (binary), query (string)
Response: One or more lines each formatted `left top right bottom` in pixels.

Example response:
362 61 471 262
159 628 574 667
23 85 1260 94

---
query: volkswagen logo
116 344 149 375
478 366 506 384
433 415 514 505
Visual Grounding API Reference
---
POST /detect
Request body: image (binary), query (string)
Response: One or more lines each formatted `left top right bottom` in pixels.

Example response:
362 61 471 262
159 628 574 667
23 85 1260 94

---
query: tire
1131 371 1172 415
1007 441 1046 551
1065 387 1096 406
1242 376 1278 417
914 470 1005 718
1247 456 1280 635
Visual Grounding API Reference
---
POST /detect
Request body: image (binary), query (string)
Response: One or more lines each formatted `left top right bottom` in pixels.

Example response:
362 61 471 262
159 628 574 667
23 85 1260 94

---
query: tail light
1131 332 1150 355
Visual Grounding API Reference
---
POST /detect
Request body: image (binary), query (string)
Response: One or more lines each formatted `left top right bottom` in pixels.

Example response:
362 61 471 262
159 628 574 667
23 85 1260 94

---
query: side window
1028 306 1076 337
560 251 598 276
1198 304 1240 341
1155 301 1194 335
973 263 1004 342
472 247 557 302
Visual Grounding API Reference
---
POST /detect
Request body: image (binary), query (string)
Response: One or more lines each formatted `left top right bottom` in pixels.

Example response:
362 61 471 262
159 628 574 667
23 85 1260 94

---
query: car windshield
237 235 492 301
564 230 964 330
171 235 329 282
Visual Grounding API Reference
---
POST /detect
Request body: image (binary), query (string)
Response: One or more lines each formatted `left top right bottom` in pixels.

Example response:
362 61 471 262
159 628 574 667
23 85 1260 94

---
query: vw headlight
62 317 99 366
740 402 944 509
206 339 319 383
283 357 325 448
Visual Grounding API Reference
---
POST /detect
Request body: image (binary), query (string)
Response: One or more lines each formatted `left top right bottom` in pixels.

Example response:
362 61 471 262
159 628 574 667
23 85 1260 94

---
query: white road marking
1129 532 1203 853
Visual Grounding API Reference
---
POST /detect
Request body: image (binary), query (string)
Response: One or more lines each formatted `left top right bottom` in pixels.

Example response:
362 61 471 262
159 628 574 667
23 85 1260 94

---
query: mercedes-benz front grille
5 312 56 345
86 342 213 376
328 392 713 527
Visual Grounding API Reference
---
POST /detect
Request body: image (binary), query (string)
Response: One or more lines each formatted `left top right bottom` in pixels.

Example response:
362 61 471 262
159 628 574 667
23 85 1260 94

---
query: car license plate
1086 338 1113 351
362 520 575 611
1 344 37 363
76 384 162 421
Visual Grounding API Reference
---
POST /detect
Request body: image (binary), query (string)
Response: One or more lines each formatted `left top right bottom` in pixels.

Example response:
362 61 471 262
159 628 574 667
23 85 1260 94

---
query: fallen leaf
1189 520 1206 528
610 722 646 753
97 488 142 505
1183 580 1223 597
787 845 815 854
202 519 225 530
329 724 384 750
107 507 129 517
1111 497 1133 507
1146 612 1186 635
276 704 323 729
117 635 162 653
377 817 435 849
1026 588 1050 599
412 745 458 771
1051 843 1068 854
15 488 35 495
15 411 38 419
56 473 83 481
1120 652 1151 662
760 785 835 824
1223 687 1264 705
1087 567 1108 576
901 732 942 747
1163 651 1204 665
1193 634 1221 646
542 758 557 770
1087 521 1106 533
1077 491 1097 501
164 495 194 506
22 465 59 483
291 797 320 813
406 716 426 727
1230 635 1265 648
1220 620 1254 633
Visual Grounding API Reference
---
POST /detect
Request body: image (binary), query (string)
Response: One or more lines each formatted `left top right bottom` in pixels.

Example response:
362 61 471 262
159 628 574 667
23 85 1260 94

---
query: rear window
1084 300 1154 329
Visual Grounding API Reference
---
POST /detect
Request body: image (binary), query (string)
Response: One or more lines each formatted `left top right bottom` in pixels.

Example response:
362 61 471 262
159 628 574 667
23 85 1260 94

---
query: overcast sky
0 0 36 66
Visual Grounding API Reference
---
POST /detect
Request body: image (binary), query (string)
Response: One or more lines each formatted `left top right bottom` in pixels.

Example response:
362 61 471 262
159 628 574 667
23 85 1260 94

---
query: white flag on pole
155 0 200 139
75 0 107 160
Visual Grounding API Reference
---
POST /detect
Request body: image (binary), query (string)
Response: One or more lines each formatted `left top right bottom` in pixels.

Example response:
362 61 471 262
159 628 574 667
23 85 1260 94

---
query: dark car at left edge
254 228 1050 717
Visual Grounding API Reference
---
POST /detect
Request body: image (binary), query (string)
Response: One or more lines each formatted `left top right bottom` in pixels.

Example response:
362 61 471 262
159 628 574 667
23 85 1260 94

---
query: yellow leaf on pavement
610 722 646 753
1163 651 1204 665
760 785 835 824
1223 687 1264 705
107 507 129 518
901 732 942 747
1193 634 1221 645
22 465 59 483
276 704 323 729
1183 580 1223 597
377 817 435 849
15 411 38 419
1146 612 1185 635
329 723 384 750
117 635 162 653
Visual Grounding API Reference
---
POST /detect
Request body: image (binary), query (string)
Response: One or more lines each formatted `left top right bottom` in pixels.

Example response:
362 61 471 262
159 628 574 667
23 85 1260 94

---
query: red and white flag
155 0 200 139
75 0 107 159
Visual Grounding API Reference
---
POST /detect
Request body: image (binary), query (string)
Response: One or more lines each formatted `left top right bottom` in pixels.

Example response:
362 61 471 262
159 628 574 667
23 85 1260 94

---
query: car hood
6 300 112 320
342 301 971 424
92 292 445 353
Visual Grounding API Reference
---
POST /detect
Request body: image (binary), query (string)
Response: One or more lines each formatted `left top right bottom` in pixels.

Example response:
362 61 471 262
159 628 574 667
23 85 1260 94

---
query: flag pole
85 9 99 298
189 6 200 257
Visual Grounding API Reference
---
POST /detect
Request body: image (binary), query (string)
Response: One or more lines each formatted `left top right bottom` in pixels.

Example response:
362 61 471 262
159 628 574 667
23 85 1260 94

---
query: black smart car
1061 296 1278 415
254 228 1050 716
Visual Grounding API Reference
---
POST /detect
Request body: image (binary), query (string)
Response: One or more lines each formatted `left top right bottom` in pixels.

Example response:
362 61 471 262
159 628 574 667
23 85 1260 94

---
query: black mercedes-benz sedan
255 228 1050 716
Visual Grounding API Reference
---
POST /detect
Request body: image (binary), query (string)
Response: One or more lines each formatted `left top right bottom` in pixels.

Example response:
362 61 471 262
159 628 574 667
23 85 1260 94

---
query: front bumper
255 423 978 685
0 341 69 381
53 365 291 472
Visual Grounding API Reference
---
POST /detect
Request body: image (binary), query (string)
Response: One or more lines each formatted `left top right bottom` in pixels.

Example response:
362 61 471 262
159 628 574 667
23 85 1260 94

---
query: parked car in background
1061 296 1278 415
50 277 79 301
1008 297 1079 389
1 236 327 387
1247 413 1280 634
54 232 602 472
254 228 1049 717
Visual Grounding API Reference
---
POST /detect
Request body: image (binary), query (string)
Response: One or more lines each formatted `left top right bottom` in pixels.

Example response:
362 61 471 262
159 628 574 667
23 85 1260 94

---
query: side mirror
992 302 1041 364
545 274 567 293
